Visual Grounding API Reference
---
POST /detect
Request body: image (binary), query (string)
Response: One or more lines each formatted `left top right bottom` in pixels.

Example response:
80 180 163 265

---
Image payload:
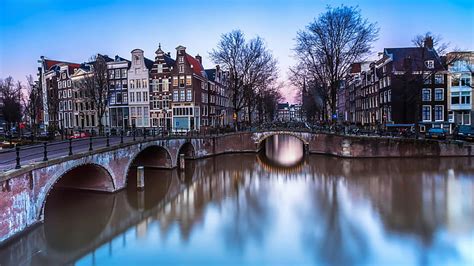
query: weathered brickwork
1 132 472 244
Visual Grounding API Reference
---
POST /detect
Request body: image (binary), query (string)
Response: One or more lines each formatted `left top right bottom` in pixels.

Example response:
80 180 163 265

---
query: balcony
450 104 471 111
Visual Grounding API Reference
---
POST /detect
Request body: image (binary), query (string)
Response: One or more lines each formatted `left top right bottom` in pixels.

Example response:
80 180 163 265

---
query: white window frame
434 105 444 121
434 88 444 101
422 88 431 102
422 105 431 122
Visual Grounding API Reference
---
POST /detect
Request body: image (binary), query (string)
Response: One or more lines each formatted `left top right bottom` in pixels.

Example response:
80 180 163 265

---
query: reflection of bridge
1 154 473 265
1 130 472 244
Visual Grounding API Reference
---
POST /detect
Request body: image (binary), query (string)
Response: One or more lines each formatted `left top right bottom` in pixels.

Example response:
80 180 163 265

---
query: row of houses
37 45 232 133
336 38 473 132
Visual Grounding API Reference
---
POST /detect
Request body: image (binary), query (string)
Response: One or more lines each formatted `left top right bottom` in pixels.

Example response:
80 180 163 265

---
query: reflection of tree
299 178 371 265
219 172 273 253
298 155 474 265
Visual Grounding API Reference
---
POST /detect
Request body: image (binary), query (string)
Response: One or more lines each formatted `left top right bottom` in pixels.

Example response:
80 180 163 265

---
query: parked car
70 131 91 139
453 125 474 141
425 128 447 140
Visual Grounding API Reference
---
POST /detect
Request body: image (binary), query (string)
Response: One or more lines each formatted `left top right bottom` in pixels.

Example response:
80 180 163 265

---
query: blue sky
1 0 473 101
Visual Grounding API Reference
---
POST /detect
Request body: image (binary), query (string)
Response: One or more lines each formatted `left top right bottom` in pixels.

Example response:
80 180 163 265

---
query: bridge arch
37 163 117 220
177 141 195 160
124 144 173 183
255 131 310 150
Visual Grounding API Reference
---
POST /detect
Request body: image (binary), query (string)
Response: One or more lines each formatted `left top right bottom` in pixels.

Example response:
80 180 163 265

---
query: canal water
1 135 473 265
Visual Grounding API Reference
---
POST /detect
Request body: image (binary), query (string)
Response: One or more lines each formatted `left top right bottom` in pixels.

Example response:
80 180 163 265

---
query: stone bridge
1 130 473 245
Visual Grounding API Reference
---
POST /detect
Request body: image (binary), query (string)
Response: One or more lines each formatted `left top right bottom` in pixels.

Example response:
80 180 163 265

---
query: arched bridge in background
0 130 472 244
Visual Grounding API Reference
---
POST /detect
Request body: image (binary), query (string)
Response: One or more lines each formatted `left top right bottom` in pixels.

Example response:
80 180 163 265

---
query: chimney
196 54 202 64
424 36 434 49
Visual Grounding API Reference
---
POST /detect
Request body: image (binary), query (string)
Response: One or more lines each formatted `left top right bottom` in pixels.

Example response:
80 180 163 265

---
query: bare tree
294 5 378 121
23 75 42 136
76 54 110 135
0 77 22 131
210 30 278 129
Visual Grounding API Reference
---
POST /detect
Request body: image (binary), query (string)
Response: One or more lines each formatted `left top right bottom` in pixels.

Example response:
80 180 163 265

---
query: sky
0 0 473 102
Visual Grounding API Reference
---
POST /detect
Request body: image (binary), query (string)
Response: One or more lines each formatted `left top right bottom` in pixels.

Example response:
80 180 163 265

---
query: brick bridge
1 130 472 245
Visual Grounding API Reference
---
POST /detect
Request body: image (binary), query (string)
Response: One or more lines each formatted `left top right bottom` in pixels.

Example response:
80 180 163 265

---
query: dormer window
425 60 434 69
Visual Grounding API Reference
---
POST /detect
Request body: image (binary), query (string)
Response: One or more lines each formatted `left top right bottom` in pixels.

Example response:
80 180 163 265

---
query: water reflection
1 153 473 265
263 134 304 167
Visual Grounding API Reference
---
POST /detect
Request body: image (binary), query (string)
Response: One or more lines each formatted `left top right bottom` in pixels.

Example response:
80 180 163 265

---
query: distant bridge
0 130 472 244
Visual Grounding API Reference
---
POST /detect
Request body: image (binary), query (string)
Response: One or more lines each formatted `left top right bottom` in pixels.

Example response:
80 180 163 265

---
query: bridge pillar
179 154 185 170
137 166 144 190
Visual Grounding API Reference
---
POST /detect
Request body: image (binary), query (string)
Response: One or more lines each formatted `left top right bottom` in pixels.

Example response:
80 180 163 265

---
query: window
422 88 431 101
62 73 66 79
116 93 122 103
425 60 434 69
123 92 128 103
463 112 471 125
186 75 192 86
434 88 444 101
115 69 120 78
179 56 184 63
163 79 169 92
137 92 141 102
173 77 178 87
460 76 471 87
422 105 431 121
180 90 185 101
157 64 163 73
179 64 184 73
448 111 454 122
173 90 179 101
143 79 148 88
186 89 192 101
434 105 444 121
143 91 148 102
130 92 135 102
451 92 460 104
424 74 432 84
434 74 444 84
461 91 471 104
130 80 135 89
122 69 127 78
451 76 460 86
67 80 71 87
179 76 185 88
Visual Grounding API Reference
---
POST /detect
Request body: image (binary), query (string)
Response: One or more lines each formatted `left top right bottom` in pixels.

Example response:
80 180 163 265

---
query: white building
447 52 473 126
128 49 152 128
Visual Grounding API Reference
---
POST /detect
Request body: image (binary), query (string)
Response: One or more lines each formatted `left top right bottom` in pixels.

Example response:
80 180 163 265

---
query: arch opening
259 134 306 168
130 145 172 169
41 164 117 252
52 164 116 192
178 142 195 160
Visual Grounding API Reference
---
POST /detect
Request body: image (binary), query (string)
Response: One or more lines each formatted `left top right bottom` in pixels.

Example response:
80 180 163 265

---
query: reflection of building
447 51 473 126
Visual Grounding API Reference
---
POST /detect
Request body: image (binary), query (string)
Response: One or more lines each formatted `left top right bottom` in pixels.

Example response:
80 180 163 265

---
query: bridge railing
0 126 453 174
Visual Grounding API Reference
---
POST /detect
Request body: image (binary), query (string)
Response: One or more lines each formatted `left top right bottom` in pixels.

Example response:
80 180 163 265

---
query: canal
1 135 473 265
